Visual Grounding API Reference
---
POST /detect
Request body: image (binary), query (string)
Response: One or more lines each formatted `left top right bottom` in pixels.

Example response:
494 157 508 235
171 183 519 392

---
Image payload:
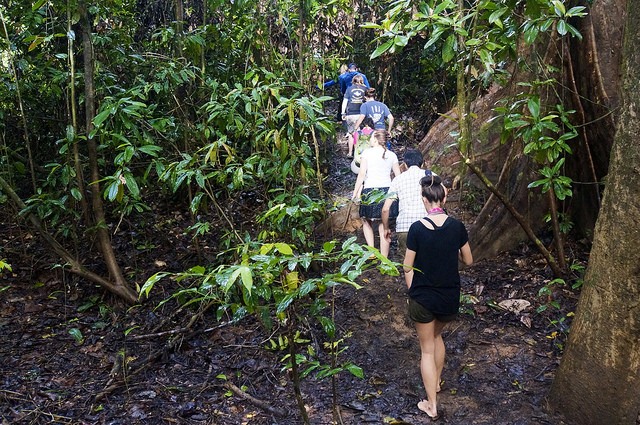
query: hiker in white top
352 130 401 258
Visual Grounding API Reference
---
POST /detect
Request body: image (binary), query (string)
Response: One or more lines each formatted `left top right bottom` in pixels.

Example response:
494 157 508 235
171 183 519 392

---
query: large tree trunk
418 1 623 260
562 0 624 233
417 85 547 262
547 2 640 422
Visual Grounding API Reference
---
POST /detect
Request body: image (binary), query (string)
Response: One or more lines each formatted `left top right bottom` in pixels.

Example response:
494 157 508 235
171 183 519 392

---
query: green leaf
195 171 205 188
318 316 336 338
557 20 567 36
424 27 445 50
188 265 206 275
442 34 455 63
504 119 529 129
32 0 47 11
239 266 253 294
322 241 336 253
345 363 364 378
69 328 84 344
123 172 140 198
393 34 409 47
527 97 540 118
0 259 13 272
370 39 394 60
276 293 296 314
28 36 45 51
465 38 482 46
66 125 75 142
565 23 583 40
524 26 539 44
488 8 505 28
360 23 383 30
106 180 120 201
93 107 113 128
274 242 293 255
70 188 82 201
140 272 169 298
124 326 139 336
138 145 162 156
552 0 566 16
566 6 587 17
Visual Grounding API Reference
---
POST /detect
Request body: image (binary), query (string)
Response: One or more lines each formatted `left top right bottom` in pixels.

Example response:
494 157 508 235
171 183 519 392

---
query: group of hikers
323 62 474 421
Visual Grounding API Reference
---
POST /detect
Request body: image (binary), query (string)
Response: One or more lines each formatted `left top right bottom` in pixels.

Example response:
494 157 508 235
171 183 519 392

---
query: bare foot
417 400 440 421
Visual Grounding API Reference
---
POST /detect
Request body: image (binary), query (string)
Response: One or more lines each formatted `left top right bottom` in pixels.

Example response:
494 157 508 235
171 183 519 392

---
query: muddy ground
0 139 583 425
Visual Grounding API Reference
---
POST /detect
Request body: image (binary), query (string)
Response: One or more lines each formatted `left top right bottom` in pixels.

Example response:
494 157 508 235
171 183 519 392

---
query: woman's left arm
459 242 473 266
352 157 368 200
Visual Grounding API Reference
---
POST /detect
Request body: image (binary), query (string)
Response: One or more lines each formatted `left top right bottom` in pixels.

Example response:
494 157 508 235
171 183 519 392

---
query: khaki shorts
345 115 360 134
397 232 408 256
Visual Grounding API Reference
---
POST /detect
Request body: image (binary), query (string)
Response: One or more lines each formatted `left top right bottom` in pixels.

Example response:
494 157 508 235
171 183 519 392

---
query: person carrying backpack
355 88 394 133
342 74 368 157
350 125 374 174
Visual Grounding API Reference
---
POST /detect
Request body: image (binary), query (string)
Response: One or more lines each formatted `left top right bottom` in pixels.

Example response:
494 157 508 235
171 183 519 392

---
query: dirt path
0 137 579 424
318 144 574 424
319 262 570 425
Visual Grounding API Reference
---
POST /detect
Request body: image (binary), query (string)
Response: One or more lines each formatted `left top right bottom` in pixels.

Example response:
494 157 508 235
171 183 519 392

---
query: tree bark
563 0 624 233
547 2 640 422
418 86 548 262
418 1 624 259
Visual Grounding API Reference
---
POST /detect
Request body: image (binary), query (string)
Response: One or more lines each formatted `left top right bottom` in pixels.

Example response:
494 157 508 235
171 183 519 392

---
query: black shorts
408 298 458 324
358 187 398 220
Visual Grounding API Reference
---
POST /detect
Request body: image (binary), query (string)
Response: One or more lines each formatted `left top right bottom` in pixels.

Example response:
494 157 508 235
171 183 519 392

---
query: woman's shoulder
443 216 467 230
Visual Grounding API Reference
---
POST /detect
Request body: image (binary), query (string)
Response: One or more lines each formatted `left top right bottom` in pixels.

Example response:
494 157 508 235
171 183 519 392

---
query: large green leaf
370 39 394 60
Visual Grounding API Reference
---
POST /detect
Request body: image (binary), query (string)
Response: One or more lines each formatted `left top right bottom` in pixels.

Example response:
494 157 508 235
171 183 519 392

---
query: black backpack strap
421 216 439 229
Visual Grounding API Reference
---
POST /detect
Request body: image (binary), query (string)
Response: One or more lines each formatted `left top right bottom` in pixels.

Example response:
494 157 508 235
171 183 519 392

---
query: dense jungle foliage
2 1 606 423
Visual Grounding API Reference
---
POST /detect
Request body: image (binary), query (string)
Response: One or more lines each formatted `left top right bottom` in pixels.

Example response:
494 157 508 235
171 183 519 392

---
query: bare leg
415 320 446 419
435 331 445 392
347 133 354 156
378 221 390 258
361 218 375 248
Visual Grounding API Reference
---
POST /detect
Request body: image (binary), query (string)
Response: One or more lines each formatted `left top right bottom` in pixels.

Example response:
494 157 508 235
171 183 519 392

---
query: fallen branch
223 381 288 418
459 152 564 277
341 200 356 232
